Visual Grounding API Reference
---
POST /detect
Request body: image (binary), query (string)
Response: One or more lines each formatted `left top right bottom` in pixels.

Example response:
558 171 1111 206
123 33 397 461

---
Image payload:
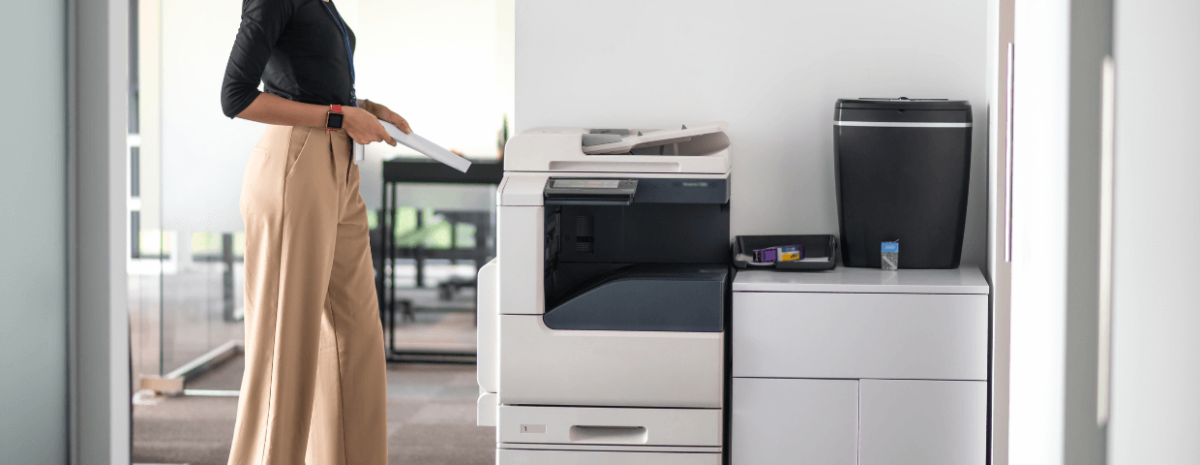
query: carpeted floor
133 361 495 465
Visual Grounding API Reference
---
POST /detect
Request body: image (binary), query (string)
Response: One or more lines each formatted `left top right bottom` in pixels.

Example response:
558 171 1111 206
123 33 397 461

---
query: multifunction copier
476 122 733 465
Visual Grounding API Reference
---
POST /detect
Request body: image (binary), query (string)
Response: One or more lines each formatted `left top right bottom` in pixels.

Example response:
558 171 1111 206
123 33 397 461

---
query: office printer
476 123 732 465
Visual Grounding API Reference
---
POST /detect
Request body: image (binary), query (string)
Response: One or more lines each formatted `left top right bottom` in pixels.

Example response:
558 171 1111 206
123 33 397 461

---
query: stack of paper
352 121 473 173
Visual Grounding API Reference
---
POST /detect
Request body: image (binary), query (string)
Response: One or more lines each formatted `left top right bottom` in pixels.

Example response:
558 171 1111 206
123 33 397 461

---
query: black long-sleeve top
221 0 356 118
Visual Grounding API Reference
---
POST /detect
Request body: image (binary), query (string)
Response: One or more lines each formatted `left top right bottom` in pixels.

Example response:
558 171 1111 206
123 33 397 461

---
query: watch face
328 112 344 129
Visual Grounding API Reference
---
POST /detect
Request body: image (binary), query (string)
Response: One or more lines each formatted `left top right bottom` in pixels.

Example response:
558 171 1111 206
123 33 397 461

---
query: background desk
375 158 503 362
731 267 990 465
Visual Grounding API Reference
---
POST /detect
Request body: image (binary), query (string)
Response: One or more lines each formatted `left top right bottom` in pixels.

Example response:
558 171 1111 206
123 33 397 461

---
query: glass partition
130 1 513 463
129 0 513 391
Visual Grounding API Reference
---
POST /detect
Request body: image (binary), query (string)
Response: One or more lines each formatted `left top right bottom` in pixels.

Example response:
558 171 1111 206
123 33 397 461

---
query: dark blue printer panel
541 177 731 332
543 265 727 333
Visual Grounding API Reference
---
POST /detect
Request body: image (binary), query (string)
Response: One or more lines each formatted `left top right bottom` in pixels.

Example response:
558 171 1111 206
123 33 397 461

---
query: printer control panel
544 178 638 206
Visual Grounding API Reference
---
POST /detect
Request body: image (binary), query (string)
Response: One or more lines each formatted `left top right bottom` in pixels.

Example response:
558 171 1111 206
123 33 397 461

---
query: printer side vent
575 215 594 253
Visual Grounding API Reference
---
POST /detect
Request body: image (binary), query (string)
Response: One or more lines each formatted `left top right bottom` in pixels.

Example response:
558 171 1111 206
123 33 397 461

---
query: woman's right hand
342 106 397 146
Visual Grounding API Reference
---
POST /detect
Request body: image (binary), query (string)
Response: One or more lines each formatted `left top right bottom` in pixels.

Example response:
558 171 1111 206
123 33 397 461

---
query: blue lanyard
321 1 357 106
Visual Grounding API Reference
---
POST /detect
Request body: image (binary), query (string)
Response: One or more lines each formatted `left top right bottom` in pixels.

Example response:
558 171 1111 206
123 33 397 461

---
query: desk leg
222 233 237 322
415 209 424 288
450 220 458 265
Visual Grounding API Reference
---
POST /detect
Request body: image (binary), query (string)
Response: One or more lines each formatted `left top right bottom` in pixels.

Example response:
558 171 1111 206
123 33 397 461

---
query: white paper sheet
352 121 472 173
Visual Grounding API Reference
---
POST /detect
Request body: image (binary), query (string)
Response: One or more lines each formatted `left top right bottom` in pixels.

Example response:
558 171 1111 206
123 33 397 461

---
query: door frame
67 0 131 463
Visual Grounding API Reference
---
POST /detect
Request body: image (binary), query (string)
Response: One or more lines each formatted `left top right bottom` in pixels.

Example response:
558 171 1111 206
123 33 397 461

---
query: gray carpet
133 362 495 465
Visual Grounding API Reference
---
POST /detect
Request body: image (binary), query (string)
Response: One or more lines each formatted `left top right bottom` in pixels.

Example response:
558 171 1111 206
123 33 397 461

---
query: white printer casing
477 123 732 465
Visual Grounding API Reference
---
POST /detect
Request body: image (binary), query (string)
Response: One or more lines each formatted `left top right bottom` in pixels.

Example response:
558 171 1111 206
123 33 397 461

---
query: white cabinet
731 378 858 465
859 380 987 465
733 292 987 380
732 268 989 465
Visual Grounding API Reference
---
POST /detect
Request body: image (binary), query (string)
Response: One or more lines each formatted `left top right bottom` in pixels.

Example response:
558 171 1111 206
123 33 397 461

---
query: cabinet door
732 378 858 465
859 380 986 465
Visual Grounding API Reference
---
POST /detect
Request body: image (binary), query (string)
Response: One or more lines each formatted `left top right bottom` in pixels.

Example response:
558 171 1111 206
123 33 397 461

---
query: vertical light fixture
1005 42 1016 262
1097 55 1116 427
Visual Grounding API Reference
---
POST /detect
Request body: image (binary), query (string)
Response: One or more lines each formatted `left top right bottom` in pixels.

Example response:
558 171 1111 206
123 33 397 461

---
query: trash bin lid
836 98 972 124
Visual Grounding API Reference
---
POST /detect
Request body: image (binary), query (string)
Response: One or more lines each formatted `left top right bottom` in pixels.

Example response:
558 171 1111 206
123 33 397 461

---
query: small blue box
881 241 900 270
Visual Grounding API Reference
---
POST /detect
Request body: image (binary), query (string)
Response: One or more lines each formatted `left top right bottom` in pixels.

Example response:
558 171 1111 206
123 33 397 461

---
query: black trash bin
833 98 972 269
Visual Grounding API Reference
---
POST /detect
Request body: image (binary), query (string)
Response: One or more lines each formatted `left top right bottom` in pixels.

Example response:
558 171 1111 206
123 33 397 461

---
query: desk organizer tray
732 235 838 271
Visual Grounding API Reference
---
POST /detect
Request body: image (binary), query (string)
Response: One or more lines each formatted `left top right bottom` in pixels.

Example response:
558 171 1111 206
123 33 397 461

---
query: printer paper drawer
498 448 721 465
498 405 722 447
732 292 987 380
499 315 724 408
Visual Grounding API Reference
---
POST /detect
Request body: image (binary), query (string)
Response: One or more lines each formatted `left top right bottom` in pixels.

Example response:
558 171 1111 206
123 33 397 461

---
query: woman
219 0 404 464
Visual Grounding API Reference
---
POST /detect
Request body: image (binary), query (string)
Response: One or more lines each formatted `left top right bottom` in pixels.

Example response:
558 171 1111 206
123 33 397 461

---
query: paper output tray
582 122 728 155
543 265 728 332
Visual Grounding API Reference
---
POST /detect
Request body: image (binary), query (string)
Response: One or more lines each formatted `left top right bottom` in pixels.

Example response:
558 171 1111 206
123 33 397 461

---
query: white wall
160 0 264 232
515 0 989 267
160 0 507 232
0 1 68 463
1110 1 1200 464
356 0 503 157
1008 0 1070 463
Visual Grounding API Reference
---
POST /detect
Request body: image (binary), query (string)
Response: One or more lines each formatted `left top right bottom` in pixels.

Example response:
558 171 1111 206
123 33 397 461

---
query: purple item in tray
752 244 805 263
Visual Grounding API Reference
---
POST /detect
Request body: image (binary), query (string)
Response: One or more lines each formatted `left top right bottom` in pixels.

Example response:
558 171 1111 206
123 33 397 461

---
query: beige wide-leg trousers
229 125 387 465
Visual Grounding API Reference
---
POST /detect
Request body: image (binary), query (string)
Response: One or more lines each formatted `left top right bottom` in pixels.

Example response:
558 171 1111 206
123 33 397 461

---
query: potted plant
496 113 509 160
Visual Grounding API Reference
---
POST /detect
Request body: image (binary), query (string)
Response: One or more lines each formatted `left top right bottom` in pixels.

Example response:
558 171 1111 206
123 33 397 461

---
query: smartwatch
326 104 344 131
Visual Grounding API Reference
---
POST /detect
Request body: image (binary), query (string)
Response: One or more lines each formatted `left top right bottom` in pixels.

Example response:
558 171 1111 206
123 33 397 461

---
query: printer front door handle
568 425 649 444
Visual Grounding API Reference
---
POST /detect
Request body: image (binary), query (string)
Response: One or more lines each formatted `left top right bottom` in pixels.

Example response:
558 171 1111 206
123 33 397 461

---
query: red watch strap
327 105 344 131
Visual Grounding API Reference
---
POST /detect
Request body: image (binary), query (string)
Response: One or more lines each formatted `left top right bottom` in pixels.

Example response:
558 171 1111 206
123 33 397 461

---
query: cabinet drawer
733 292 987 380
732 378 858 465
859 380 986 465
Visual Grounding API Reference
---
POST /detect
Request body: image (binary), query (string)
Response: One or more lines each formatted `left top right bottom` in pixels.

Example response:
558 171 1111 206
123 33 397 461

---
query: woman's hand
361 100 412 135
343 106 396 146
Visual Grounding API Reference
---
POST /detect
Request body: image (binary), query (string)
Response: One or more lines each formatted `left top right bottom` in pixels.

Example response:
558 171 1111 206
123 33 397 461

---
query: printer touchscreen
543 178 639 206
552 179 620 189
